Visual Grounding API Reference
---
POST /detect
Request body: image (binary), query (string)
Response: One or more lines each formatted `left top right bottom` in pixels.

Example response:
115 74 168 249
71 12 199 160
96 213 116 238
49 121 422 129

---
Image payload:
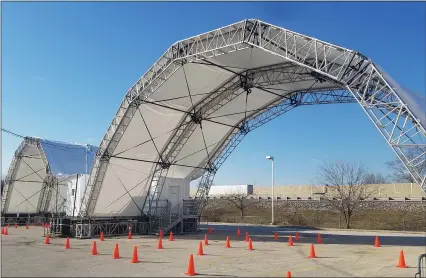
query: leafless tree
364 173 387 184
315 161 380 229
385 149 426 183
222 188 254 221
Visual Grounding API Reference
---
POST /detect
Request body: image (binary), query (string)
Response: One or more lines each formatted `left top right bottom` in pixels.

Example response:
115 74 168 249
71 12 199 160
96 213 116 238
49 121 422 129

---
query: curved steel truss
79 19 426 218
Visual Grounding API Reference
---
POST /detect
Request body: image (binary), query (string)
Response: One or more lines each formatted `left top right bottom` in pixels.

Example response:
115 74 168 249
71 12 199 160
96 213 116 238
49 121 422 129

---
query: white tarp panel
5 144 47 214
91 64 234 217
92 158 153 216
46 176 70 215
63 174 89 217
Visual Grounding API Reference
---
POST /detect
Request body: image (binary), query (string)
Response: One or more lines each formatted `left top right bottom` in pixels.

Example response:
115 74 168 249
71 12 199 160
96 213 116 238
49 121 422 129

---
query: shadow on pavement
179 223 426 247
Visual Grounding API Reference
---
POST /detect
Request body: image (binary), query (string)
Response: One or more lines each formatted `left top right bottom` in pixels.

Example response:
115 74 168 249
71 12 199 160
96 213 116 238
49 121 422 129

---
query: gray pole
266 155 275 225
271 159 275 225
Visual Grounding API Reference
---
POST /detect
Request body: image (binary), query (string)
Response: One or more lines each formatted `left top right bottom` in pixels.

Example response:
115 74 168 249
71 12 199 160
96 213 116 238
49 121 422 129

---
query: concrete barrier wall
191 183 425 198
203 198 426 214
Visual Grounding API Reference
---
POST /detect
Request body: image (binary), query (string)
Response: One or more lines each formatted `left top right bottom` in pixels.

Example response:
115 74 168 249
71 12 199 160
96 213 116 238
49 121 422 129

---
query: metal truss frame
80 19 426 219
37 175 60 214
74 219 149 239
190 89 356 214
345 64 426 191
2 137 52 214
1 215 46 226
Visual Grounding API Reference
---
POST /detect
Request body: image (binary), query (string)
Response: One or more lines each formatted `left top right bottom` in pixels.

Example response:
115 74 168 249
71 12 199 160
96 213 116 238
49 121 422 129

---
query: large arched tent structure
2 137 97 218
80 19 425 224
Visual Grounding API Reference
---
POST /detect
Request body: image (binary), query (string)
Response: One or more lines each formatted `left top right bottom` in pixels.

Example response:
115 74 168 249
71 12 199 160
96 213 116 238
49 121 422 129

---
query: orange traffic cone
184 254 197 276
288 235 294 246
128 230 132 239
295 232 299 241
317 233 323 244
274 232 278 240
158 237 164 249
1 227 4 235
113 243 120 259
169 231 174 241
245 231 249 242
91 241 98 255
130 246 139 263
248 238 254 251
208 227 212 234
4 228 8 235
65 237 70 249
374 236 381 247
237 228 241 236
197 241 204 256
286 271 292 278
225 236 231 248
100 231 104 241
45 234 50 244
397 250 408 268
308 244 317 258
204 234 209 245
26 224 29 229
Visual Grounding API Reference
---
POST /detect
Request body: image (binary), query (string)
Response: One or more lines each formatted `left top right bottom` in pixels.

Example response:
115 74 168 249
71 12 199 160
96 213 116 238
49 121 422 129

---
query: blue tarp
38 139 98 176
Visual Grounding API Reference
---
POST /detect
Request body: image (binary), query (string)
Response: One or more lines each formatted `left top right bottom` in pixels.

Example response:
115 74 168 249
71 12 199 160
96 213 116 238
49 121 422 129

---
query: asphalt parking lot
1 223 425 277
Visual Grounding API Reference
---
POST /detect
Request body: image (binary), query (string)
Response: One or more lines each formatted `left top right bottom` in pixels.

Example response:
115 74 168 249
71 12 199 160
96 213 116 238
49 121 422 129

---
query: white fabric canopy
83 19 426 218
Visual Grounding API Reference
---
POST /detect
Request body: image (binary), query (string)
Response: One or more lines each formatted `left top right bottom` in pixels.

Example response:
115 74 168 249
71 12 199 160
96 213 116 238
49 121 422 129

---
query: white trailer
207 184 253 196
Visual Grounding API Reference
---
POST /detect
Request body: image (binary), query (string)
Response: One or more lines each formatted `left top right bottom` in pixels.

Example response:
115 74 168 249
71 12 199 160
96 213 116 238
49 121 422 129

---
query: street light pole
266 156 275 225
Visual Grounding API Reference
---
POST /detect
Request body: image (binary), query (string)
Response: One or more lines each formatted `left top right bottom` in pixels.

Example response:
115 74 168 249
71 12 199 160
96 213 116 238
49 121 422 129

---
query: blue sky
2 2 425 186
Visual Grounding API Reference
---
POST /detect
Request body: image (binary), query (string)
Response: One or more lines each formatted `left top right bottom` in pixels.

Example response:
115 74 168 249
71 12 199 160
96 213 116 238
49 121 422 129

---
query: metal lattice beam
346 64 426 191
191 89 357 214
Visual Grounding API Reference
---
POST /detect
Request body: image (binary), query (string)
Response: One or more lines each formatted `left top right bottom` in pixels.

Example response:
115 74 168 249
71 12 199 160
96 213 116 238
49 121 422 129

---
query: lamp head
266 155 274 161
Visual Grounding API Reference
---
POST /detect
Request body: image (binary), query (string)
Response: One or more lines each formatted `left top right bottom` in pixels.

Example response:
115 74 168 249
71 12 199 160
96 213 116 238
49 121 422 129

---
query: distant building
191 184 253 197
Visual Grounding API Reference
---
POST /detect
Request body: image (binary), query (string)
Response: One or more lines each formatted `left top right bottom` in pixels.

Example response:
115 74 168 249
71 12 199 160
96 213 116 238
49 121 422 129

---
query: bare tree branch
221 188 254 220
386 149 426 183
315 161 381 229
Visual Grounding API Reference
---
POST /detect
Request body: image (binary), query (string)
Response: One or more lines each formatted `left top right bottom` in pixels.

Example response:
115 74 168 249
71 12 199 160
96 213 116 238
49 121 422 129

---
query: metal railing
183 199 198 215
151 200 200 234
75 220 149 239
416 254 426 278
150 204 170 233
150 201 185 234
159 202 182 234
1 216 47 226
